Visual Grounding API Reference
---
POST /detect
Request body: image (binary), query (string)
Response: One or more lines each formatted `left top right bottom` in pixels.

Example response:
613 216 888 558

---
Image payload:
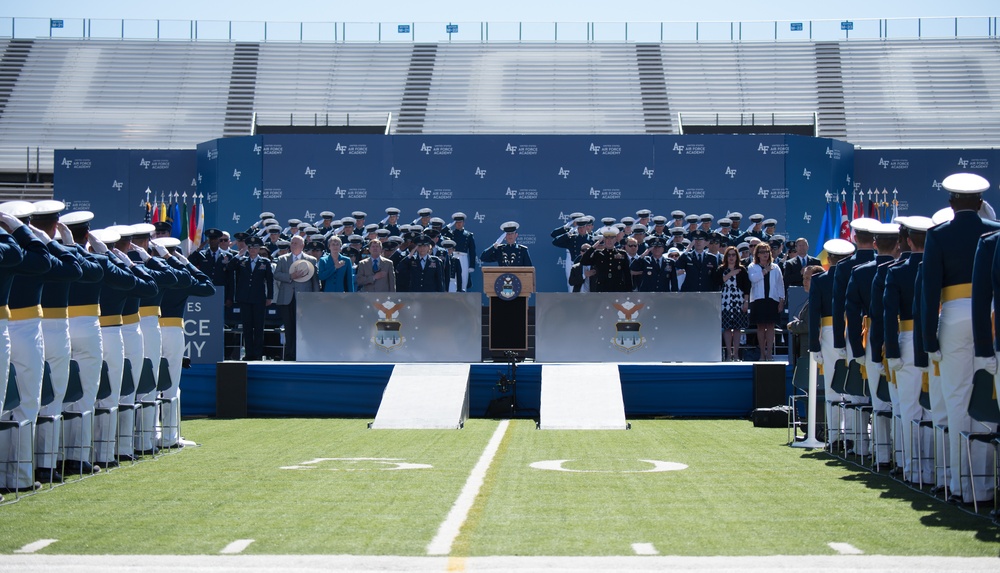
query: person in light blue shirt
317 235 355 293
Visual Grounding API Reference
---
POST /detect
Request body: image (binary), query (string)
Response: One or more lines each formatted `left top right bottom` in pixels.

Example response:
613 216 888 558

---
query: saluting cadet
439 239 463 292
188 228 232 287
676 230 719 293
397 234 445 292
552 214 589 291
741 214 766 242
884 216 933 484
481 222 533 267
629 236 678 292
226 236 274 361
922 173 1000 505
445 212 476 291
0 216 32 500
809 238 856 449
669 210 686 229
156 237 215 448
846 222 899 466
379 208 400 237
1 201 79 491
579 226 632 292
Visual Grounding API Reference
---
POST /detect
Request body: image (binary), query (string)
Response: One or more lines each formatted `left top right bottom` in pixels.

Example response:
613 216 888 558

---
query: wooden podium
482 266 534 352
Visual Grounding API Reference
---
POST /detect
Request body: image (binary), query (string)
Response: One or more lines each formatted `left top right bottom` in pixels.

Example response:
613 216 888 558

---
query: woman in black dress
713 246 751 361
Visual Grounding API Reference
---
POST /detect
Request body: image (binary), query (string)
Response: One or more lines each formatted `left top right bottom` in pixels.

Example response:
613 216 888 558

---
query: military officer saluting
580 226 632 292
481 221 533 268
188 228 232 286
444 212 476 291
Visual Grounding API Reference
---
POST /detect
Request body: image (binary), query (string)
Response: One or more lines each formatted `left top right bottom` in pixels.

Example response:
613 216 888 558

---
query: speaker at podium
482 266 534 352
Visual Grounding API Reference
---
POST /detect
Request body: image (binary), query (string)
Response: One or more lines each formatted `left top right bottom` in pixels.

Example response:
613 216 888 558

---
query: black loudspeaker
216 361 248 418
752 362 786 409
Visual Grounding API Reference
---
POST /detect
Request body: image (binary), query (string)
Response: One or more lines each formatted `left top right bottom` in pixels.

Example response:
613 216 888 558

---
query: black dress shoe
116 454 136 463
0 481 42 494
930 485 947 495
35 468 63 483
98 460 119 469
135 448 159 456
947 494 964 505
64 460 100 475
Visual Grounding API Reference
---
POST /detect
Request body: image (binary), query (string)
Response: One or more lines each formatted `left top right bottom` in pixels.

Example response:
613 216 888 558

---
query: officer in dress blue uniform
629 236 678 292
188 228 233 287
397 234 445 292
676 230 719 292
552 214 591 291
444 212 476 291
481 222 533 268
921 173 1000 504
226 236 274 361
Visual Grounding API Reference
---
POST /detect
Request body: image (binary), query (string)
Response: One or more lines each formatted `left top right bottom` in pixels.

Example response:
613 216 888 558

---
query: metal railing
1 16 997 43
251 112 393 135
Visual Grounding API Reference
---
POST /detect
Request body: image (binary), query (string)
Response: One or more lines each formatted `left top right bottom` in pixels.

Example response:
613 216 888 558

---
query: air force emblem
372 300 406 351
611 301 646 353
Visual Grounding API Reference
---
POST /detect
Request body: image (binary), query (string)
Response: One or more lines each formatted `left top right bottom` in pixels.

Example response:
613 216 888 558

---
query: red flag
839 200 850 239
852 193 861 220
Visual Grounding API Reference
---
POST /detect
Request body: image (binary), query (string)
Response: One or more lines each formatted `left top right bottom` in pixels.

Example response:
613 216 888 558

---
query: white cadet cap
32 200 66 215
152 237 181 249
824 238 856 256
88 228 120 244
59 211 95 226
942 173 989 194
872 222 900 235
501 221 520 233
129 223 156 236
932 207 954 225
899 216 934 232
599 226 618 237
0 201 35 218
106 225 134 238
849 217 880 232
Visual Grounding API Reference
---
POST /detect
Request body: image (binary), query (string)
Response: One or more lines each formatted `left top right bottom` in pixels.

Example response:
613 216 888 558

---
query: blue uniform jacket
10 238 82 311
832 248 875 349
883 252 922 360
480 243 532 267
808 269 835 353
846 254 894 358
868 254 906 364
971 230 1000 356
161 260 216 319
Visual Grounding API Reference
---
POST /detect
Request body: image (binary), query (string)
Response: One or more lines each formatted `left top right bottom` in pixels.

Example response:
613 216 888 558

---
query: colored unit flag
170 200 182 239
143 201 152 223
839 200 850 240
852 192 861 221
179 199 189 243
814 198 835 259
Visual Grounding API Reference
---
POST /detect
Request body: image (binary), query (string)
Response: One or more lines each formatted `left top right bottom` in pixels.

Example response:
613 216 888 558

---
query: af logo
420 143 432 155
335 143 347 155
389 167 401 179
232 212 241 224
757 143 770 154
803 212 812 223
419 187 432 199
725 166 737 179
673 187 685 198
878 158 890 169
846 174 852 186
957 157 970 168
672 143 684 154
506 187 518 199
475 167 487 179
372 299 406 351
589 143 601 155
303 210 315 221
197 173 203 184
642 167 654 179
305 166 317 178
473 212 486 223
558 167 570 179
253 144 261 155
61 158 72 168
233 169 242 180
825 147 836 158
111 180 124 191
190 177 197 187
931 179 943 191
802 168 812 180
611 300 646 354
589 187 601 199
758 187 770 198
334 187 347 199
506 143 518 155
252 188 261 199
139 158 151 169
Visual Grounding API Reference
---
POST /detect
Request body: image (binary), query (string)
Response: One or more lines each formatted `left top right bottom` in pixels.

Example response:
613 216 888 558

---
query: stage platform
180 361 793 420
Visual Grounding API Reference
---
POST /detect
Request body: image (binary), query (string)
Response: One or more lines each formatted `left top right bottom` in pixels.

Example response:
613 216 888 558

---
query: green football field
1 418 998 558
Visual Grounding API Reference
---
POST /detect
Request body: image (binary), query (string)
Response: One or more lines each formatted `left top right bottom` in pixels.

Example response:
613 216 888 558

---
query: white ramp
540 364 627 430
371 364 470 429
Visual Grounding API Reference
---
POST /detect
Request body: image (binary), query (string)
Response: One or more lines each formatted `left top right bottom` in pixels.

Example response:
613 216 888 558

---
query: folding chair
34 363 62 486
0 365 33 500
910 386 934 488
872 373 894 472
828 359 849 453
61 360 94 476
839 360 870 461
93 362 118 468
788 359 824 444
134 358 159 457
959 369 1000 513
116 358 137 464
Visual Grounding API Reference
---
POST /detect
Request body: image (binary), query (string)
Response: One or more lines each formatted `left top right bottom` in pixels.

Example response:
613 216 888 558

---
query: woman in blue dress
317 236 355 292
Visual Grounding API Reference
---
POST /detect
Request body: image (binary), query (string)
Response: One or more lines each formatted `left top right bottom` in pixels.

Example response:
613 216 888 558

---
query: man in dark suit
397 235 445 292
225 236 273 361
188 228 233 286
783 237 821 291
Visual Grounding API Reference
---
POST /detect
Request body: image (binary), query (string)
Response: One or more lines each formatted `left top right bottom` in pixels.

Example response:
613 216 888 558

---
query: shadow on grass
801 450 1000 546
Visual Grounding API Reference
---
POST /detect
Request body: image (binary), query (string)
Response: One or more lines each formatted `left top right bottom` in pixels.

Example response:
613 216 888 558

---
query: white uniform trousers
0 319 8 417
95 325 123 463
64 315 102 463
456 251 470 292
895 330 932 483
866 338 892 464
159 324 184 447
118 320 143 456
928 364 950 489
135 315 161 451
563 252 573 292
1 316 43 488
846 338 871 453
937 299 994 502
819 325 848 443
36 317 70 468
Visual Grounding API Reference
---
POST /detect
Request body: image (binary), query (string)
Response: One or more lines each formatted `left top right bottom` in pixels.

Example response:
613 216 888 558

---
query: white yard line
828 542 864 555
13 539 58 554
426 420 510 556
631 543 659 555
220 539 255 554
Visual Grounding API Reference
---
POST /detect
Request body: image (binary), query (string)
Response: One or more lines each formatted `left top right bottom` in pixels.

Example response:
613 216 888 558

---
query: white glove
888 358 903 372
29 225 51 243
974 355 998 375
150 241 168 258
811 351 823 365
130 244 150 262
928 350 942 364
55 222 75 246
112 248 133 267
834 347 847 361
0 212 24 231
870 361 884 379
172 252 189 265
853 354 866 368
88 235 108 254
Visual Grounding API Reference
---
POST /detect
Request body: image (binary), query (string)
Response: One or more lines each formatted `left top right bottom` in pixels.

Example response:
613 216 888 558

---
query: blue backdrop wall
55 136 1000 293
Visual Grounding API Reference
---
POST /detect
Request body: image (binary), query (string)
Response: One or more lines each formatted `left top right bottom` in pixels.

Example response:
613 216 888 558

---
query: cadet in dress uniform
397 235 445 292
579 226 632 292
445 213 476 291
481 222 533 268
809 238 856 448
380 208 401 237
883 216 933 484
676 230 720 293
552 214 590 291
1 202 80 490
156 237 215 448
440 239 463 292
188 228 233 287
629 236 677 292
740 214 766 243
226 236 274 361
922 174 1000 504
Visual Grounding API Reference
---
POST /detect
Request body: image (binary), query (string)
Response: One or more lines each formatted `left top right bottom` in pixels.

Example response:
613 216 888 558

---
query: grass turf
0 418 997 556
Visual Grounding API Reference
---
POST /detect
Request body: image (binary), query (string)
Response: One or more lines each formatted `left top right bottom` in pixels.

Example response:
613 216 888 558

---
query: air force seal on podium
612 300 646 353
372 299 405 352
494 272 522 301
